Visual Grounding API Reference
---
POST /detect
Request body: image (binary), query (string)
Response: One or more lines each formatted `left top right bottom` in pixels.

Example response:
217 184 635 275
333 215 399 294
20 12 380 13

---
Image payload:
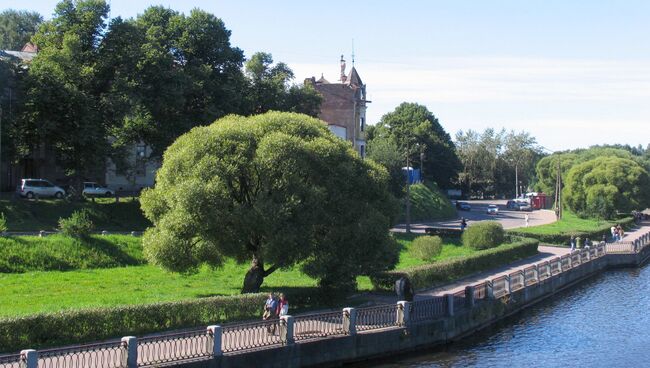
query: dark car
456 201 471 211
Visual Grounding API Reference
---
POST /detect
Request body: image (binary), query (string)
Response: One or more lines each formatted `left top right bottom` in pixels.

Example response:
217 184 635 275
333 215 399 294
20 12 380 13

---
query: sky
3 0 650 151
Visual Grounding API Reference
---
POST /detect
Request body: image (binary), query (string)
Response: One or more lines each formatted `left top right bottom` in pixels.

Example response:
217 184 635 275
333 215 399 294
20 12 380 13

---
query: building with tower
305 56 370 158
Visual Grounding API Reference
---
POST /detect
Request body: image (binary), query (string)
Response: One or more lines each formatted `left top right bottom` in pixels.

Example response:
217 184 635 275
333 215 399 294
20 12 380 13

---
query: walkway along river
360 265 650 368
1 223 649 368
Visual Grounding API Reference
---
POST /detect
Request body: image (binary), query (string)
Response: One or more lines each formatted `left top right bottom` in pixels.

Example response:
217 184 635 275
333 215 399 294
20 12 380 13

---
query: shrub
508 216 635 245
371 238 539 291
59 210 94 238
410 236 443 261
462 221 504 250
0 213 7 233
0 293 267 352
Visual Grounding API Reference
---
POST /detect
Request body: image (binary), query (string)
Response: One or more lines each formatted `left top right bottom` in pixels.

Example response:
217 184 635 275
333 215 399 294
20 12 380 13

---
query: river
358 264 650 368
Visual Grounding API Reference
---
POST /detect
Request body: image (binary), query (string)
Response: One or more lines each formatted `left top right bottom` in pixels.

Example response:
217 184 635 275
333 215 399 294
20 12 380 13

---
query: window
360 117 365 132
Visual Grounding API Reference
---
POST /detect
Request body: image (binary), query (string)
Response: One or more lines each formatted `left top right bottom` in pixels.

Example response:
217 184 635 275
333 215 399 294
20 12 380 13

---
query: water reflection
355 265 650 368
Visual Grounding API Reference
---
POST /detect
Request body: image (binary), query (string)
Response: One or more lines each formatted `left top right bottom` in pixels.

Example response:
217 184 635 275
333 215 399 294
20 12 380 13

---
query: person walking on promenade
618 226 625 241
263 292 279 334
524 213 529 227
584 238 591 250
277 293 289 317
611 226 616 241
570 235 576 252
460 218 467 231
614 226 620 242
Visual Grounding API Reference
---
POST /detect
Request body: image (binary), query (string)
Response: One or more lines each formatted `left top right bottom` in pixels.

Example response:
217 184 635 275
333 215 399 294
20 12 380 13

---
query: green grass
398 182 457 222
511 211 615 235
0 232 480 318
0 197 150 231
0 234 143 273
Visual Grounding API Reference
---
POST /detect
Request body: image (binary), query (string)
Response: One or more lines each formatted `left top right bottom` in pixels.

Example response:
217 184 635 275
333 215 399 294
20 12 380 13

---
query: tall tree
0 10 43 50
244 52 321 116
371 102 461 189
18 0 110 188
140 112 399 293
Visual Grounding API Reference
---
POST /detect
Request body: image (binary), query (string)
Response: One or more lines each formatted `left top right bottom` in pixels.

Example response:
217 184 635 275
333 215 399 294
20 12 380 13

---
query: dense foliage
371 238 539 291
0 293 266 352
410 236 443 261
5 0 321 189
141 112 399 293
369 103 462 189
0 9 42 50
0 234 143 272
462 221 505 250
455 129 543 198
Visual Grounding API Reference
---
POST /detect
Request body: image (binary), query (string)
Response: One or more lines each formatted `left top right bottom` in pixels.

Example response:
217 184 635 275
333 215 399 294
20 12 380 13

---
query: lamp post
405 144 411 234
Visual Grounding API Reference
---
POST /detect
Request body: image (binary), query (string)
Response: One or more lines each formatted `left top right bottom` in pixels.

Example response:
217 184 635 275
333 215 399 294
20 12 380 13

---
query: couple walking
263 292 289 334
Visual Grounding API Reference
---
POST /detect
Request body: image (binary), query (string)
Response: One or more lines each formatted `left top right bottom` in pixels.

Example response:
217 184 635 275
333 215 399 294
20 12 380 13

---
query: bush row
370 238 539 291
0 235 144 273
508 217 635 245
0 293 266 352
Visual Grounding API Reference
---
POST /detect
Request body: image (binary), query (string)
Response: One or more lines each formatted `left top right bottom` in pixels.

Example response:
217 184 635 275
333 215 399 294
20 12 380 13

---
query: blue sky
4 0 650 151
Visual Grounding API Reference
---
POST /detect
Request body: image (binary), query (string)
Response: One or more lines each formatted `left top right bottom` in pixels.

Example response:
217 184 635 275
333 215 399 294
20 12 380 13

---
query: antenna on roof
351 38 355 66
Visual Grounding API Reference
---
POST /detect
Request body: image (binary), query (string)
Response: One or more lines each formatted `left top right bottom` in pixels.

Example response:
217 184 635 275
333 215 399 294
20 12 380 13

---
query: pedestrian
263 292 278 334
614 226 620 242
610 226 616 240
277 293 289 317
570 235 576 252
584 238 591 250
460 218 467 231
602 234 607 244
524 213 529 227
618 226 625 241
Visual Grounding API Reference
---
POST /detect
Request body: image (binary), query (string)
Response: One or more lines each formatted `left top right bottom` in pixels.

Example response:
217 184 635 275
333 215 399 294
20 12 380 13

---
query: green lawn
511 211 615 235
0 233 476 318
0 197 150 231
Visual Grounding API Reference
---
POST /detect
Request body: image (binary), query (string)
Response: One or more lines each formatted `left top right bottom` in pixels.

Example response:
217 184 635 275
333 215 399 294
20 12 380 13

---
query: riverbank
4 222 648 368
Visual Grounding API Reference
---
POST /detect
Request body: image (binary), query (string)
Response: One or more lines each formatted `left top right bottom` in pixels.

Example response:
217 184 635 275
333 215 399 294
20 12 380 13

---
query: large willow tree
141 112 399 293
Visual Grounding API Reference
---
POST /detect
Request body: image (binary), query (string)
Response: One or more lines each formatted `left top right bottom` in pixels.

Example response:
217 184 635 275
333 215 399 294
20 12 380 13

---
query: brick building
305 56 369 157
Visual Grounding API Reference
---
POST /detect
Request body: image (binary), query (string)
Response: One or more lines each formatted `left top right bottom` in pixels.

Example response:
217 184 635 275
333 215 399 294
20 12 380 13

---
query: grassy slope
398 182 457 222
0 197 150 231
510 211 615 235
0 234 477 317
0 235 143 272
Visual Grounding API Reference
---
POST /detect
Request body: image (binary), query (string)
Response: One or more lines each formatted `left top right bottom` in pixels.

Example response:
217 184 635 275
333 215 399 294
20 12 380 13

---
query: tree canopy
455 128 542 197
0 9 42 50
140 111 399 293
563 156 650 218
370 102 461 189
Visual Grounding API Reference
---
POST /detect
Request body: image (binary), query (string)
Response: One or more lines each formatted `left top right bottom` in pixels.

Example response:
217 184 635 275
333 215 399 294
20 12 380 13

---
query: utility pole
515 163 518 198
0 106 3 195
405 144 411 234
419 147 425 183
554 158 562 220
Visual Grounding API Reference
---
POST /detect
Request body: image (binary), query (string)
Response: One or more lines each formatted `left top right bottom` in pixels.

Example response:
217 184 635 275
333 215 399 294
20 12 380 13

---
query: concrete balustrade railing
4 232 650 368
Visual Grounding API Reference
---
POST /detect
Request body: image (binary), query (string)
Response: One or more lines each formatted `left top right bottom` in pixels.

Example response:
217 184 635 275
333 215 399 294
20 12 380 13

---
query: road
391 199 557 233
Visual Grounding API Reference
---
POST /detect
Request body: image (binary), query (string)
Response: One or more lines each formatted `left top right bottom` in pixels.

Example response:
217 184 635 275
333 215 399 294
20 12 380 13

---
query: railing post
279 315 294 345
534 265 540 282
558 258 563 273
121 336 137 368
207 325 222 357
397 301 410 326
343 307 357 336
505 275 512 294
20 349 38 368
465 286 475 308
486 280 495 299
445 294 454 316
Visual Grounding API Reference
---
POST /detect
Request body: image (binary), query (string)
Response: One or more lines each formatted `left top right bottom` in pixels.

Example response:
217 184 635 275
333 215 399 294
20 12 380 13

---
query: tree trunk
241 256 265 293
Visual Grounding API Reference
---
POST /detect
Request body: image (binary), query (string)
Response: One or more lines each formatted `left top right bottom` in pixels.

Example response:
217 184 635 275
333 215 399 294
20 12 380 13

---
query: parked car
82 182 113 197
487 204 499 215
456 201 472 211
16 179 66 199
506 200 519 209
517 202 533 211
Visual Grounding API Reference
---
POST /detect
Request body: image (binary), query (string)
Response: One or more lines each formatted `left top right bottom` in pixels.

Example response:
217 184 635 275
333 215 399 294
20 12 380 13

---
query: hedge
462 221 504 250
370 238 539 291
507 216 635 245
424 227 463 238
0 293 266 353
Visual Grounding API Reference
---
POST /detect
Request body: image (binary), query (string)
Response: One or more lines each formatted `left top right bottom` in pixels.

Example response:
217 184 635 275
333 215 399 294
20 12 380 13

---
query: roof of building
346 67 363 87
21 42 38 53
316 74 329 84
0 43 38 62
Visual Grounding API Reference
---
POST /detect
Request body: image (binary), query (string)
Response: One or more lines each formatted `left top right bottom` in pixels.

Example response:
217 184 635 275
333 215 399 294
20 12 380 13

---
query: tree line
0 2 320 187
